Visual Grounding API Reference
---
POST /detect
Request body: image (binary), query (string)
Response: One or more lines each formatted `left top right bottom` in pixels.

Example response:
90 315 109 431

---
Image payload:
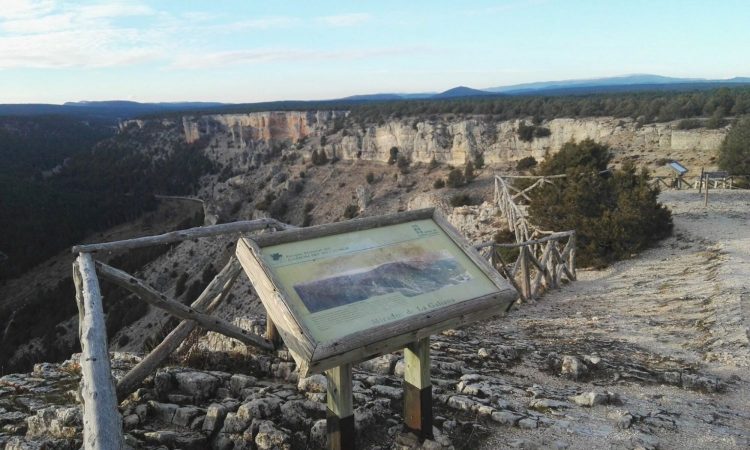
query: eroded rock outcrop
172 112 727 166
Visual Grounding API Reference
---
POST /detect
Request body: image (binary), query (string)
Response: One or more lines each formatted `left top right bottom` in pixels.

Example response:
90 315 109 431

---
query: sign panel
260 219 499 342
236 208 515 375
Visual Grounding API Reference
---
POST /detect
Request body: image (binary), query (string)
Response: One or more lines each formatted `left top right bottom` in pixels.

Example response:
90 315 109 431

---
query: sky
1 0 749 104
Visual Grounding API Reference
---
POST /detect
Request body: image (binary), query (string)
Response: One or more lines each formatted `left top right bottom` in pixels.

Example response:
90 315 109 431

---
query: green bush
397 155 411 173
516 156 537 171
464 161 475 182
449 193 475 207
527 139 672 267
534 126 551 138
433 178 445 189
343 204 359 219
718 117 750 175
255 192 276 211
388 147 399 165
366 172 375 184
676 118 702 130
518 122 535 142
473 153 485 169
446 169 465 188
311 149 329 165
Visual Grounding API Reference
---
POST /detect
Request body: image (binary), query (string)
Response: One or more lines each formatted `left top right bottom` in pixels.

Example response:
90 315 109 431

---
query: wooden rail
475 231 576 303
649 175 741 190
71 218 291 254
70 218 292 449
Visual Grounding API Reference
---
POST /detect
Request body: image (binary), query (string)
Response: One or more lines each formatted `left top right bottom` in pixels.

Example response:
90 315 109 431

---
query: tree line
348 87 750 125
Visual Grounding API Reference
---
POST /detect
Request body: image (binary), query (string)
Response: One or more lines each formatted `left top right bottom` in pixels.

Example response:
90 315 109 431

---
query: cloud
0 1 163 68
221 16 302 31
171 46 425 70
0 0 55 20
316 13 371 27
0 2 377 70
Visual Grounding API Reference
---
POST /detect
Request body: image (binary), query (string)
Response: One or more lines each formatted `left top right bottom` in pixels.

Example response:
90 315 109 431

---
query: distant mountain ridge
2 74 749 120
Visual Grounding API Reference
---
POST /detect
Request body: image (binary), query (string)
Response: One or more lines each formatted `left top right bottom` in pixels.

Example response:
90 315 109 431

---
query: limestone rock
254 420 291 450
230 374 257 396
560 356 587 380
174 371 220 400
203 403 228 434
359 354 399 375
297 374 327 393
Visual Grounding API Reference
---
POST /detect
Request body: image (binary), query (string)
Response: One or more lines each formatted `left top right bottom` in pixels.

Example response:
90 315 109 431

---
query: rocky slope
3 191 749 450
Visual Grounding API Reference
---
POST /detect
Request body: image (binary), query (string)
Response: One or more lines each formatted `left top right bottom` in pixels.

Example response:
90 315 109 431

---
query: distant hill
486 74 750 95
3 74 750 120
432 86 498 99
0 101 227 122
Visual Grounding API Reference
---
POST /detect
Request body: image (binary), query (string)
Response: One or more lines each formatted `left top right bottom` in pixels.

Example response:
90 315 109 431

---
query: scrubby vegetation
718 116 750 175
446 168 465 188
516 156 538 170
343 204 359 219
449 193 477 207
526 139 673 267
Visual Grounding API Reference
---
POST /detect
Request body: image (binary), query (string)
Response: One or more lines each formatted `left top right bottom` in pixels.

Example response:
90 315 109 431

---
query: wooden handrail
72 218 291 253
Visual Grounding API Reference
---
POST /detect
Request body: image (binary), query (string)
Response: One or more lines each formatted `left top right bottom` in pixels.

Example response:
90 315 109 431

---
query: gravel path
472 190 750 449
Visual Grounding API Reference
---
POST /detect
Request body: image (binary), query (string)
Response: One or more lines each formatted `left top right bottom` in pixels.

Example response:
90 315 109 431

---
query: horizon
2 0 750 104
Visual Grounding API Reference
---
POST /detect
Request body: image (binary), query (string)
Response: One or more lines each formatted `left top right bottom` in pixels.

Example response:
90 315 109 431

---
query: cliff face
181 111 348 146
170 112 727 167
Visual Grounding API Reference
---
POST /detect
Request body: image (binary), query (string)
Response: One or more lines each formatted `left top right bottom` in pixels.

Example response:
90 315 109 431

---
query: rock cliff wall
125 112 728 167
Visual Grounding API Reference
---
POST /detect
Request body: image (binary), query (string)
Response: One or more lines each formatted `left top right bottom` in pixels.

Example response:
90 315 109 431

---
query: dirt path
466 190 750 449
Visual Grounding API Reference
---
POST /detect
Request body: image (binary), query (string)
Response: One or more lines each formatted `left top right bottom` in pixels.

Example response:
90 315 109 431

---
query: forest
155 86 750 127
0 117 214 280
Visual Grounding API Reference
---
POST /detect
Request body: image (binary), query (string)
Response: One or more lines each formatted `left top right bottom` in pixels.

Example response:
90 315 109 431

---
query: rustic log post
403 338 433 441
326 364 355 450
567 233 576 280
704 174 710 207
265 317 283 349
116 258 242 400
95 261 273 351
698 168 704 193
73 254 124 450
518 246 531 301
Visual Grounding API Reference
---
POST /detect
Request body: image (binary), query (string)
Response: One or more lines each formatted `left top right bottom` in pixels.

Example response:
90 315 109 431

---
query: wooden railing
71 218 292 449
649 175 738 190
475 230 576 303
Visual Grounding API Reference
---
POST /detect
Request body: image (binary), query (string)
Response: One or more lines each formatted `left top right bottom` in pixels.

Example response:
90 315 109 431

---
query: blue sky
1 0 748 104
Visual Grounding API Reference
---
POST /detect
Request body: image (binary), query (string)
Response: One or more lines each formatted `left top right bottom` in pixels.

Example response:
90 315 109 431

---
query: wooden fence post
403 338 432 441
704 174 710 207
518 246 531 301
326 364 355 450
567 233 577 280
74 254 123 450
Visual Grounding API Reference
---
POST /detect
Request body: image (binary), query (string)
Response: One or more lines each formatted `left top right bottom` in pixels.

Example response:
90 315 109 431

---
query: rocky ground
1 190 749 450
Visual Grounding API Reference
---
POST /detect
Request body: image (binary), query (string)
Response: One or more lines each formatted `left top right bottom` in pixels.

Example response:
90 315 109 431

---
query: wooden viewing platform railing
474 230 577 303
71 218 293 449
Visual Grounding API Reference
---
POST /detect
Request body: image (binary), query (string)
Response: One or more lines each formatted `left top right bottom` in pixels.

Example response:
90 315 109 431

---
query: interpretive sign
236 208 515 376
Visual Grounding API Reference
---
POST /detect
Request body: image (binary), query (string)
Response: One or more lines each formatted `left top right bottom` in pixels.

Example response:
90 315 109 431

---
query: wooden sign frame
236 208 515 377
